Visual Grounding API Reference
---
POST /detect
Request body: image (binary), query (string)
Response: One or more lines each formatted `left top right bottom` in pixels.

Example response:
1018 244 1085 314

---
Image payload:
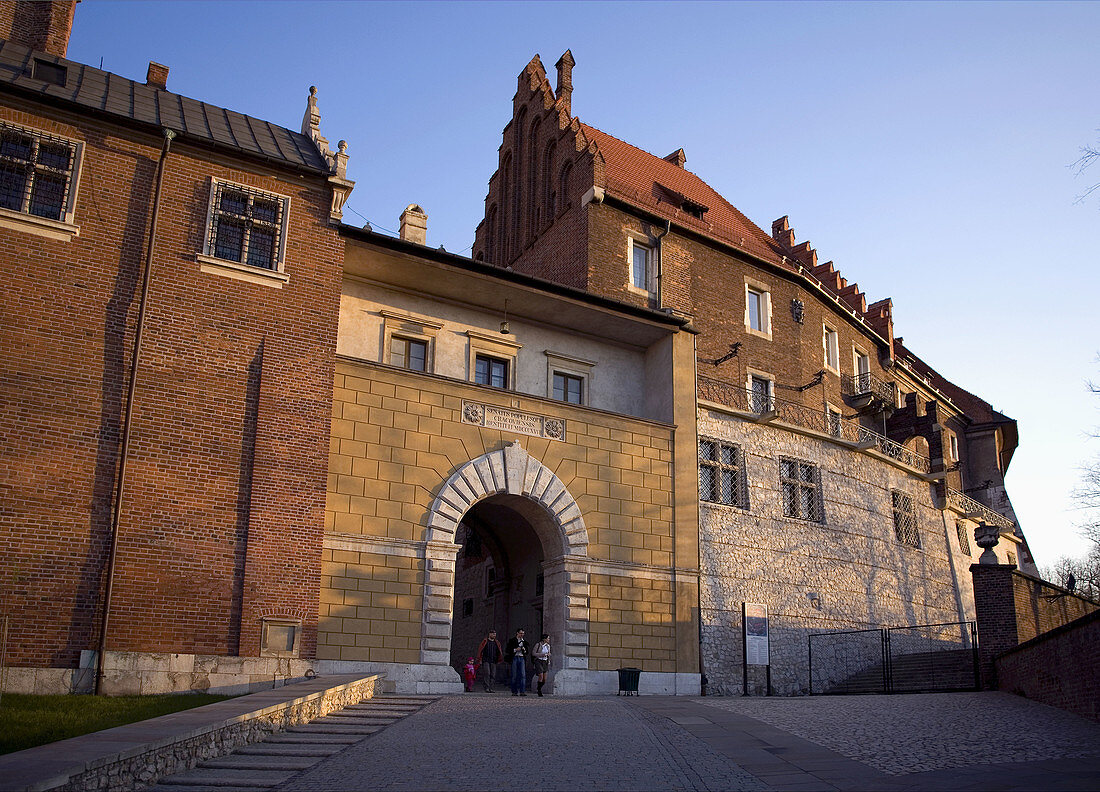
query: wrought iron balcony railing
945 488 1014 531
698 375 931 474
841 372 897 407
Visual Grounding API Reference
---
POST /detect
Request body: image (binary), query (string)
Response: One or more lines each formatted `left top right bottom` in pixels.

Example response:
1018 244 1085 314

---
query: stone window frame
197 177 291 288
467 329 522 390
380 310 442 374
779 456 824 523
823 323 840 374
698 437 749 510
825 402 843 438
744 277 773 340
745 367 775 414
545 350 595 406
626 233 656 296
259 617 302 658
947 431 959 463
0 120 84 242
891 489 921 549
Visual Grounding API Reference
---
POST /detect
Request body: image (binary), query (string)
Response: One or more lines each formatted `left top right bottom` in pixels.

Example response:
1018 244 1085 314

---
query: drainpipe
95 127 176 695
655 220 671 309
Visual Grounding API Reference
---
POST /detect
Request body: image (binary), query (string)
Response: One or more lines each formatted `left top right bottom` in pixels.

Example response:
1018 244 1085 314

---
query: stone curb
0 673 381 792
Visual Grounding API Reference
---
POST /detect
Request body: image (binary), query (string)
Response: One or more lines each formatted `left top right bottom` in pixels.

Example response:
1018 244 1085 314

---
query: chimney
555 50 575 116
146 61 169 90
399 204 428 246
0 0 77 58
663 148 686 168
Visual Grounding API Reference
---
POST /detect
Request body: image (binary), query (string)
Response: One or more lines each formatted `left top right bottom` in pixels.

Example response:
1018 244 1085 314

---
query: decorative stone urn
974 522 1001 565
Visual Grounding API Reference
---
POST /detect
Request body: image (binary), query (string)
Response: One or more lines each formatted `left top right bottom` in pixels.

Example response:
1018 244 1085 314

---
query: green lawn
0 692 233 755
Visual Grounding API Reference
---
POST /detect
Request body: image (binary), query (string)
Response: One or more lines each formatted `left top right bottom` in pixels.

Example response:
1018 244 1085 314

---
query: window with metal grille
204 180 288 271
780 457 822 522
955 521 971 556
390 336 428 372
553 371 583 404
750 374 774 413
474 354 509 388
826 406 843 437
699 439 747 508
892 490 920 548
0 122 78 223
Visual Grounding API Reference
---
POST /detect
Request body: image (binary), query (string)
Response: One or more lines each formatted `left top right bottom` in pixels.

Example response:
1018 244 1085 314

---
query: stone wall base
551 669 700 696
314 659 463 694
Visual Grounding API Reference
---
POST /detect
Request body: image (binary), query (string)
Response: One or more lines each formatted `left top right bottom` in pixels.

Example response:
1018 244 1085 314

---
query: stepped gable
893 338 1013 428
771 216 871 314
577 122 788 267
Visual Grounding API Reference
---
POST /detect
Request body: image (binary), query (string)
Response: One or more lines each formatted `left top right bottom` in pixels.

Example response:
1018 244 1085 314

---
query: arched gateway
421 442 591 679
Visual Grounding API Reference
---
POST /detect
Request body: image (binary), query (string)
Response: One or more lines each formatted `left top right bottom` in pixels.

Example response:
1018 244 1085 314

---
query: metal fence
809 621 978 695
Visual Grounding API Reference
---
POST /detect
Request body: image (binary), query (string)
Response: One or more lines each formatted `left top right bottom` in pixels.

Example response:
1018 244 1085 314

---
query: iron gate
809 621 978 694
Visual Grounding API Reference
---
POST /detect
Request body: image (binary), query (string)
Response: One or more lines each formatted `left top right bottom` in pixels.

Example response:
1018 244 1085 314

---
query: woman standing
532 633 551 696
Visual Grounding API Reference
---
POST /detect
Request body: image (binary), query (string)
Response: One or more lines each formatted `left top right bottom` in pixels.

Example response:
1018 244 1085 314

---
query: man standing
505 628 529 696
475 629 504 692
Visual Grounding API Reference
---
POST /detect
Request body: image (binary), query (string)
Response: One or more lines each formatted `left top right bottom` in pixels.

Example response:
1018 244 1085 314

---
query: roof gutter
655 219 671 310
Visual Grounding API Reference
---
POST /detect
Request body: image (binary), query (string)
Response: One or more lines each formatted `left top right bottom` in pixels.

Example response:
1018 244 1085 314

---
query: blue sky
67 1 1100 566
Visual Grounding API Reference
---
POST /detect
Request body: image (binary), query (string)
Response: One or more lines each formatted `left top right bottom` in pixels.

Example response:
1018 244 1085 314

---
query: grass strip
0 692 233 755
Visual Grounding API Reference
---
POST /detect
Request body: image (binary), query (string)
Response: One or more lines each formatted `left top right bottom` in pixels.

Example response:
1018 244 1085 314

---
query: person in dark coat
505 628 529 696
475 629 505 692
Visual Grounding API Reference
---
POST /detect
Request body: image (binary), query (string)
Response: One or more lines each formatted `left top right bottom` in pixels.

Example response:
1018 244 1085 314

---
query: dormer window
31 59 67 86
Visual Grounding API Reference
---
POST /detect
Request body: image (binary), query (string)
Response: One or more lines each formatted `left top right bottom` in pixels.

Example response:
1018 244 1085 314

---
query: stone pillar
399 204 428 245
970 562 1019 689
420 541 460 665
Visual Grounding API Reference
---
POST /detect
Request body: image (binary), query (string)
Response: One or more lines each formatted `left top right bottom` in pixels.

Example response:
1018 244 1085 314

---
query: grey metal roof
0 38 331 175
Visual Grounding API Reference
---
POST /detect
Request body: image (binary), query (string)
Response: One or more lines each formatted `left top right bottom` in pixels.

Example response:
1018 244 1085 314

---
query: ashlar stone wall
698 407 974 695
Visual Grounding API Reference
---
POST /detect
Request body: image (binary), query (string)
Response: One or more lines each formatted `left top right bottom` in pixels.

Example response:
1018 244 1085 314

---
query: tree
1072 130 1100 207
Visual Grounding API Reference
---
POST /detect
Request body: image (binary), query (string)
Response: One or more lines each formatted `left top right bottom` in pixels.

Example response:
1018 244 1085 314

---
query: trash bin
617 667 641 696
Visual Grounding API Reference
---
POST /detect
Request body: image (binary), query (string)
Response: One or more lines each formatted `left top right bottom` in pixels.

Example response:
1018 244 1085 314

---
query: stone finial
302 86 322 138
146 62 169 90
974 522 1001 565
301 86 356 222
555 50 575 116
663 148 686 168
400 204 428 245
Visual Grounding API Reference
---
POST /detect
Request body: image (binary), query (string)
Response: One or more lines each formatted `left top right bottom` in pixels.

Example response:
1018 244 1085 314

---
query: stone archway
421 441 590 675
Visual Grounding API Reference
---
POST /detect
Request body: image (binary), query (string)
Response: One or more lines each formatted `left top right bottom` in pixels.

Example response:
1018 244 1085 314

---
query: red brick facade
0 29 343 668
0 0 74 57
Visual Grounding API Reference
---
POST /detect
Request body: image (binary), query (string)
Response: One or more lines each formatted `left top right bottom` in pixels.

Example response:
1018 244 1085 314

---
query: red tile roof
894 339 1012 426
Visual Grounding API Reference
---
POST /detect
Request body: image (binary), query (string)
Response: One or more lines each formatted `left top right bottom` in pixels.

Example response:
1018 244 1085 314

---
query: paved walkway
281 691 1100 791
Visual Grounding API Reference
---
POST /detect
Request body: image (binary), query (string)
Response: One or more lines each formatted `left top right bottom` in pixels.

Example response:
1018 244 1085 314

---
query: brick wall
971 564 1099 689
0 0 76 57
0 98 341 667
995 609 1100 721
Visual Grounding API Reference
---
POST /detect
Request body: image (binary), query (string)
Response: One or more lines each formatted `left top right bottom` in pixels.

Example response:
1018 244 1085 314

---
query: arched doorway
450 495 554 683
421 442 590 690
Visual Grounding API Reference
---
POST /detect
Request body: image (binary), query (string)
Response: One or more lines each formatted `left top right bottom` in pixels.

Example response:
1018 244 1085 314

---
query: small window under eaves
31 59 67 86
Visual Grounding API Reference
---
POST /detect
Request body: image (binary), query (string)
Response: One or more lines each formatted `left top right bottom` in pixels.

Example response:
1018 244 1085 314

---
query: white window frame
823 324 840 373
380 310 442 374
0 120 83 241
744 278 772 339
545 350 595 406
197 177 291 288
948 432 959 463
467 329 522 390
626 235 655 295
745 368 775 414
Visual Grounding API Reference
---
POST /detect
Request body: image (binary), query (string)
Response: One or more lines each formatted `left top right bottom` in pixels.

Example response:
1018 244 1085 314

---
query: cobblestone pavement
281 694 766 791
695 691 1100 775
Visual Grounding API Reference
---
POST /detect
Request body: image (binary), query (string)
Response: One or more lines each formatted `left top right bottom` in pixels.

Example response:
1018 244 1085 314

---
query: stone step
288 723 383 735
146 786 274 792
315 715 398 725
155 768 294 787
198 755 323 772
343 704 418 712
265 732 363 744
373 696 437 703
235 743 344 757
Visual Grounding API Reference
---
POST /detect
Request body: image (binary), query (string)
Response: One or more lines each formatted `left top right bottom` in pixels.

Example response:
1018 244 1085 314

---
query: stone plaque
461 400 565 441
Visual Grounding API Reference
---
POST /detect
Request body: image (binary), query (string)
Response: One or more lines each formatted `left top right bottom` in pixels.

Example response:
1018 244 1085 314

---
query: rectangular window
630 239 652 291
204 180 288 272
475 354 509 388
826 406 842 437
390 336 428 372
750 374 773 413
949 433 959 462
780 457 822 522
0 121 79 223
892 490 920 548
824 326 839 371
747 289 764 331
854 350 872 392
553 371 583 404
955 521 971 557
699 439 747 508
